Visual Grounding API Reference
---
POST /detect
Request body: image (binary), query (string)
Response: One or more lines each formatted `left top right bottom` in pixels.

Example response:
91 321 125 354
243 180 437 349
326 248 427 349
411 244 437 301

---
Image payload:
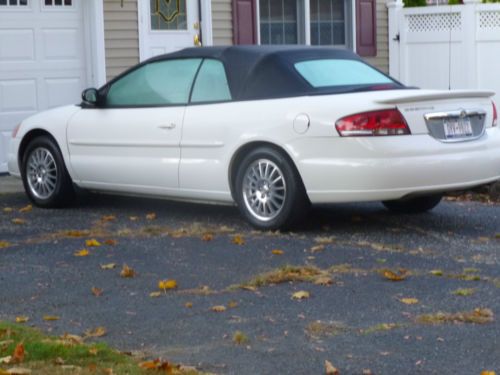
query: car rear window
294 59 394 88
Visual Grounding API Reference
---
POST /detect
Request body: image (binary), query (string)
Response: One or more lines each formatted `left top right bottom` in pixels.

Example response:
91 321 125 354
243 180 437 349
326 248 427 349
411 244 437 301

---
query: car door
67 58 202 193
180 59 234 200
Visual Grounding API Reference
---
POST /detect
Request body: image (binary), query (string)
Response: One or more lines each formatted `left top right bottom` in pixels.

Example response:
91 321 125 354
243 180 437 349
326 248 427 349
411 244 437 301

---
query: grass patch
416 308 494 325
448 273 482 281
429 269 443 276
361 323 401 335
463 268 480 274
452 288 476 297
238 265 326 288
0 322 203 375
305 321 348 339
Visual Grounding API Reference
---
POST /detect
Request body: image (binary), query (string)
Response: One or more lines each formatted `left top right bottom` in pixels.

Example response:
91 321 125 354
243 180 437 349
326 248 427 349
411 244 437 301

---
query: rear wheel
382 194 442 214
21 136 75 208
234 147 309 230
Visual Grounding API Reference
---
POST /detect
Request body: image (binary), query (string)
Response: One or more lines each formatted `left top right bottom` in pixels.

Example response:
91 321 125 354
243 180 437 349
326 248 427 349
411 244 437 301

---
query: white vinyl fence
388 0 500 108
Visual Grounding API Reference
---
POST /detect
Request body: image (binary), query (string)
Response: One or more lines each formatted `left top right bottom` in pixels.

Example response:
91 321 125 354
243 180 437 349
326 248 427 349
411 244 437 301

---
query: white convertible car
7 46 500 229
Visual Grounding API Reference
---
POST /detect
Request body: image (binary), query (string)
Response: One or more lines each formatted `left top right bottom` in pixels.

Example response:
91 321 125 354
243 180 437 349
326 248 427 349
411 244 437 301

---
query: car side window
106 58 202 106
191 59 232 103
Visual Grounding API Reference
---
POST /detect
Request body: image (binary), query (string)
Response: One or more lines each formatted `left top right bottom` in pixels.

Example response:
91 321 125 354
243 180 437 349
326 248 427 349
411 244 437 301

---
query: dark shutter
232 0 257 45
356 0 377 57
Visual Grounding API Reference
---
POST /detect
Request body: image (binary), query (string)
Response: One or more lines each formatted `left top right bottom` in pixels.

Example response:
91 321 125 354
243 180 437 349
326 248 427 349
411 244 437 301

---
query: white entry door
0 0 88 173
139 0 200 60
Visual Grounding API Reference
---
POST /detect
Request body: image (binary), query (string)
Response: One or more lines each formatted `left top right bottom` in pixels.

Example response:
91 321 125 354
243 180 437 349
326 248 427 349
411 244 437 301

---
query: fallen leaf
100 263 116 270
19 205 32 213
314 276 333 286
227 301 238 309
85 239 101 247
185 302 193 308
232 330 249 345
149 292 162 298
310 244 325 253
271 249 285 255
325 360 340 375
103 239 117 246
101 215 116 222
2 207 13 213
74 249 89 257
400 298 419 305
120 264 136 278
362 370 373 375
211 305 227 312
65 230 89 238
201 233 214 241
429 269 443 276
43 315 60 321
11 219 25 225
481 371 496 375
53 357 65 365
84 327 107 338
139 360 159 370
381 269 409 281
0 356 11 364
60 334 83 345
15 317 28 324
292 291 310 300
158 279 177 291
91 287 103 297
146 212 156 220
232 235 245 245
0 241 11 249
5 368 31 375
12 343 24 363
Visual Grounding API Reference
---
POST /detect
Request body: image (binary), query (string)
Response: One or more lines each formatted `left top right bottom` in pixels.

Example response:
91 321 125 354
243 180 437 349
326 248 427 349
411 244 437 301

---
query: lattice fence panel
479 11 500 29
407 13 461 32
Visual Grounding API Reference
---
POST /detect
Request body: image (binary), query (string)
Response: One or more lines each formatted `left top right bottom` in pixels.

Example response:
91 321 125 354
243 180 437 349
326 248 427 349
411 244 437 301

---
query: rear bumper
292 128 500 203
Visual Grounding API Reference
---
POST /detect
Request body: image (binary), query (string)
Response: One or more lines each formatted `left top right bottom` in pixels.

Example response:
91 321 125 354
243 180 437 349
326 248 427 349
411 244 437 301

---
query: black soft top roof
147 45 377 101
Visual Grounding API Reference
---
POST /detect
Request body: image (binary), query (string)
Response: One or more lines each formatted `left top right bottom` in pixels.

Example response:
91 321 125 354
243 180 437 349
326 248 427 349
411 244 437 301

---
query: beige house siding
212 0 233 45
103 0 140 81
101 0 388 79
362 0 389 73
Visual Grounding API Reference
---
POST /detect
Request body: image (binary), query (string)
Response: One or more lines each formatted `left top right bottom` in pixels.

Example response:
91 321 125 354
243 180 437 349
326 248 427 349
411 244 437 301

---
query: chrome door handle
158 123 176 130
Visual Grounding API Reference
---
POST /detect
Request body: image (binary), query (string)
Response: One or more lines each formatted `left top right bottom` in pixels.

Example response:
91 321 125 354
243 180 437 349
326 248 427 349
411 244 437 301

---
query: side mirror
81 88 99 107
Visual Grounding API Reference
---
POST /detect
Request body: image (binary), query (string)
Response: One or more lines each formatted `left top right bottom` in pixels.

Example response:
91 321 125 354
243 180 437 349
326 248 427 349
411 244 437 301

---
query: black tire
382 194 442 214
21 135 75 208
234 147 309 230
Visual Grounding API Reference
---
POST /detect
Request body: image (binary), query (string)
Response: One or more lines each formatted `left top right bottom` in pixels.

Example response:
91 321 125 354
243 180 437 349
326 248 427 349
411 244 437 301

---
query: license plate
443 117 473 139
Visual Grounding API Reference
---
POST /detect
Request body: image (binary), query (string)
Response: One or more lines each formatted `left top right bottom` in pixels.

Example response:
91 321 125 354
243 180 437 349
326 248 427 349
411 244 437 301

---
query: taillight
11 123 21 138
335 109 410 137
492 101 497 127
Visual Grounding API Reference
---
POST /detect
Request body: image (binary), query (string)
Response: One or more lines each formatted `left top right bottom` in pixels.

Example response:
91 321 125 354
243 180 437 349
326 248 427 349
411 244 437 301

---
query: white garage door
0 0 88 173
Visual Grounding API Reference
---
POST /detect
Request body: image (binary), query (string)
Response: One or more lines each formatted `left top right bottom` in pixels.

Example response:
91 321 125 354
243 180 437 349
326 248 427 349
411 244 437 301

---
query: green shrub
404 0 427 6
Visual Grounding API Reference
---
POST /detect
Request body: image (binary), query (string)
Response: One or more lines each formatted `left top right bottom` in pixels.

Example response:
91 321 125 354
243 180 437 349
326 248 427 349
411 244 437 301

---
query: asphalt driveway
0 176 499 374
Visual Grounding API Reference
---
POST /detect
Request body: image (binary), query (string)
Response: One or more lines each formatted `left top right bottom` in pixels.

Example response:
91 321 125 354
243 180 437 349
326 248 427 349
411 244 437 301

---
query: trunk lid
375 89 495 140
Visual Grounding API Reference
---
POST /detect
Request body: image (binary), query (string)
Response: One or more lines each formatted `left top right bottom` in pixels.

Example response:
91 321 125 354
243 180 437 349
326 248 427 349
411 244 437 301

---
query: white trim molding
84 0 106 87
201 0 213 46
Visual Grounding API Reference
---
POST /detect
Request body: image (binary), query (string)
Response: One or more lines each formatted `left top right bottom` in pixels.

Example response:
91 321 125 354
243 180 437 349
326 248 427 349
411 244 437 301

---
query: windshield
294 59 395 89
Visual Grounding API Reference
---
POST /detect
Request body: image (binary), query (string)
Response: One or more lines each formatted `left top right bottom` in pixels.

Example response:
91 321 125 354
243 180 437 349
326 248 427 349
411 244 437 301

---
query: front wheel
234 147 309 230
382 194 442 214
21 136 75 208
